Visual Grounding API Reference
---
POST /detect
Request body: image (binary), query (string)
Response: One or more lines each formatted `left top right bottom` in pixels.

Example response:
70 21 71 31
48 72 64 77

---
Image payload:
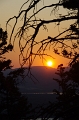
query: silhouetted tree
0 28 31 120
32 62 79 120
6 0 79 67
52 63 79 120
6 0 79 119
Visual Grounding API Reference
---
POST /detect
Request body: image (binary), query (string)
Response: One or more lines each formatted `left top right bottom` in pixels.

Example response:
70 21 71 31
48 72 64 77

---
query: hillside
18 66 59 93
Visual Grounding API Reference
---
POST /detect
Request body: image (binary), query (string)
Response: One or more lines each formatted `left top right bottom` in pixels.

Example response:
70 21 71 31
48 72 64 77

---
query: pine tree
0 28 31 120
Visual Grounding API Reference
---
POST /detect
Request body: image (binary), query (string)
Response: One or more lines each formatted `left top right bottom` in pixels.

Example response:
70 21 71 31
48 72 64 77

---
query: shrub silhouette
0 28 31 120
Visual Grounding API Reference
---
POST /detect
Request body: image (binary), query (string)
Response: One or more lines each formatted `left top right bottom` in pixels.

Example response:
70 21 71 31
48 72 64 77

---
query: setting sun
47 61 53 67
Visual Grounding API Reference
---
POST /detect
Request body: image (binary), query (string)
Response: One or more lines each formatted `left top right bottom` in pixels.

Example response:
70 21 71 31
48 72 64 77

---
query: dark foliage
5 0 79 119
52 62 79 120
34 62 79 120
62 0 79 10
0 28 31 120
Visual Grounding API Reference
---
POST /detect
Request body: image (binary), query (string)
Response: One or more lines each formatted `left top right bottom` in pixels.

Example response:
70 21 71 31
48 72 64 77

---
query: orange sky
0 0 72 68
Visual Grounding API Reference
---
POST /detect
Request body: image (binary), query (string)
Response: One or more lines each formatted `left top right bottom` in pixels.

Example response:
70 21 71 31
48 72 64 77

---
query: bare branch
6 0 79 66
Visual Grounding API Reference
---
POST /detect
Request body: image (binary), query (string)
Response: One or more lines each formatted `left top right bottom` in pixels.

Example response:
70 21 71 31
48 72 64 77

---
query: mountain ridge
3 66 69 93
17 66 58 93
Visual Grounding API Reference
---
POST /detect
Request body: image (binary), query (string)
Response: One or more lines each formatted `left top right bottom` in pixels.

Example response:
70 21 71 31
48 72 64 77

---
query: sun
47 60 53 67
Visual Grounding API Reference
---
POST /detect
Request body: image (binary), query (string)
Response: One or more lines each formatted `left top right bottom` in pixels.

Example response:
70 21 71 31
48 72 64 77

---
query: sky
0 0 72 68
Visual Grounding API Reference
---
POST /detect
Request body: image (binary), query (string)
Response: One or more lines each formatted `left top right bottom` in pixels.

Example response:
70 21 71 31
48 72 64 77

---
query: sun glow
47 60 53 67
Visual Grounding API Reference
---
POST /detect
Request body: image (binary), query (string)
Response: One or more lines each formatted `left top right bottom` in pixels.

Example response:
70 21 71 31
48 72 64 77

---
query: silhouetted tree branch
6 0 79 67
5 0 79 119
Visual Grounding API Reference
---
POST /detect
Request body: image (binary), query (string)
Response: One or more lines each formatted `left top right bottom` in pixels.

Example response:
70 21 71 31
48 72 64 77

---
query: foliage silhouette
52 63 79 120
6 0 79 67
5 0 79 119
0 28 31 120
32 62 79 120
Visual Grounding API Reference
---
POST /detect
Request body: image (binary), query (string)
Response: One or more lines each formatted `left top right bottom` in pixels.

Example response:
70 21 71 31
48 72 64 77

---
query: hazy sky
0 0 71 68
